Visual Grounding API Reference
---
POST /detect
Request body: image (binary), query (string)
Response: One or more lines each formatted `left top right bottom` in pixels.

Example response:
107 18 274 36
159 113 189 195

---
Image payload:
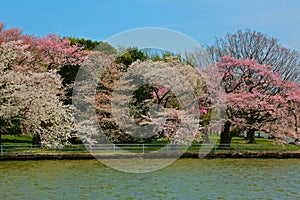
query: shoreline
1 151 300 160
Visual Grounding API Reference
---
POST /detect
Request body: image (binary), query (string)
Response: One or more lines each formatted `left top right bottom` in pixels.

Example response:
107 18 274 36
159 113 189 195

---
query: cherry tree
0 23 36 46
216 56 300 146
0 39 79 148
111 58 207 144
15 71 75 148
263 81 300 141
0 40 31 142
36 34 86 70
0 23 86 72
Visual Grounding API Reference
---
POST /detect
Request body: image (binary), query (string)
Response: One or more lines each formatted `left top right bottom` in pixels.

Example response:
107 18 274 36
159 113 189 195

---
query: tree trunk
247 129 256 144
293 113 298 136
32 133 41 146
204 131 210 144
218 121 232 149
244 131 250 140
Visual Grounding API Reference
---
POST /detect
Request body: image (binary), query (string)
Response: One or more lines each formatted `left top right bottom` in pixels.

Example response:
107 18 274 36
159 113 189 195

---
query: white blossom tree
0 40 76 148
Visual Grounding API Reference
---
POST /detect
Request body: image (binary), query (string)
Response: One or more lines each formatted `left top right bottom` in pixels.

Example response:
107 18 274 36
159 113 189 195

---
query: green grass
1 134 32 145
219 136 299 152
230 136 274 144
0 134 289 145
235 136 300 151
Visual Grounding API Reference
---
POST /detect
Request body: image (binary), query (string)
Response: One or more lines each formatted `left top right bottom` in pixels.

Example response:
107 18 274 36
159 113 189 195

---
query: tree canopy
207 29 300 84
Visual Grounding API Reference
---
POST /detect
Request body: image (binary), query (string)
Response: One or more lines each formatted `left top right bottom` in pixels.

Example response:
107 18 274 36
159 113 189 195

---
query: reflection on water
0 159 299 199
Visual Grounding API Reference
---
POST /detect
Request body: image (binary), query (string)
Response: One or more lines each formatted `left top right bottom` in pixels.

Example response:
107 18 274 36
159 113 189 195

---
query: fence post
142 144 144 153
0 145 2 156
260 144 263 153
113 144 115 153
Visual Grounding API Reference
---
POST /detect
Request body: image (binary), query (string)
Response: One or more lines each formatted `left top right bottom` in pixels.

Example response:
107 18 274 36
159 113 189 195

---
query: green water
0 159 299 200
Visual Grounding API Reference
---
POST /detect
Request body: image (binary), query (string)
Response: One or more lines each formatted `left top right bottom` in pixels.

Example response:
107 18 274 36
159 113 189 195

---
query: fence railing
0 143 299 155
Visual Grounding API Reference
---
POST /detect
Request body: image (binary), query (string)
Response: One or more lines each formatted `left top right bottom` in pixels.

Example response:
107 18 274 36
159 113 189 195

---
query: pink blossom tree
0 23 86 72
36 34 86 70
216 56 300 147
262 81 300 141
0 23 36 46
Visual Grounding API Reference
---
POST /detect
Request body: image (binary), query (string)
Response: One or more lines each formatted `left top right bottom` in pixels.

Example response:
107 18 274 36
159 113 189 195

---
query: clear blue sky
1 0 300 51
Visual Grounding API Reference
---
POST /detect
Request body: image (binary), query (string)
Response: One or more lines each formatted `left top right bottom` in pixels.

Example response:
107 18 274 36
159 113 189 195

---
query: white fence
0 143 298 155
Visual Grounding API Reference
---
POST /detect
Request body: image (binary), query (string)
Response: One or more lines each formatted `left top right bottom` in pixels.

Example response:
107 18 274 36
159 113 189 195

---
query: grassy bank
1 134 299 153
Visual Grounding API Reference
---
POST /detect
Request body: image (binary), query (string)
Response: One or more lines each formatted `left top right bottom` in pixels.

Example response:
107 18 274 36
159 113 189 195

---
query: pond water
0 159 299 199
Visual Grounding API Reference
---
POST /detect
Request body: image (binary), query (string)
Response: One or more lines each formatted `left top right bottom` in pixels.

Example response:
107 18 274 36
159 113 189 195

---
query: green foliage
94 42 117 55
58 65 81 86
66 37 116 54
57 65 81 104
142 48 183 63
116 47 147 67
116 47 184 68
0 118 21 136
129 84 153 123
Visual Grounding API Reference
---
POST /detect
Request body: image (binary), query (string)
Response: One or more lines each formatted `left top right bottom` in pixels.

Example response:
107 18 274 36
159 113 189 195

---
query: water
0 159 299 199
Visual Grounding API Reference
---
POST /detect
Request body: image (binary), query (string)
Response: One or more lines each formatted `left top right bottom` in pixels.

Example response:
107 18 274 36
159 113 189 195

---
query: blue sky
1 0 300 51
